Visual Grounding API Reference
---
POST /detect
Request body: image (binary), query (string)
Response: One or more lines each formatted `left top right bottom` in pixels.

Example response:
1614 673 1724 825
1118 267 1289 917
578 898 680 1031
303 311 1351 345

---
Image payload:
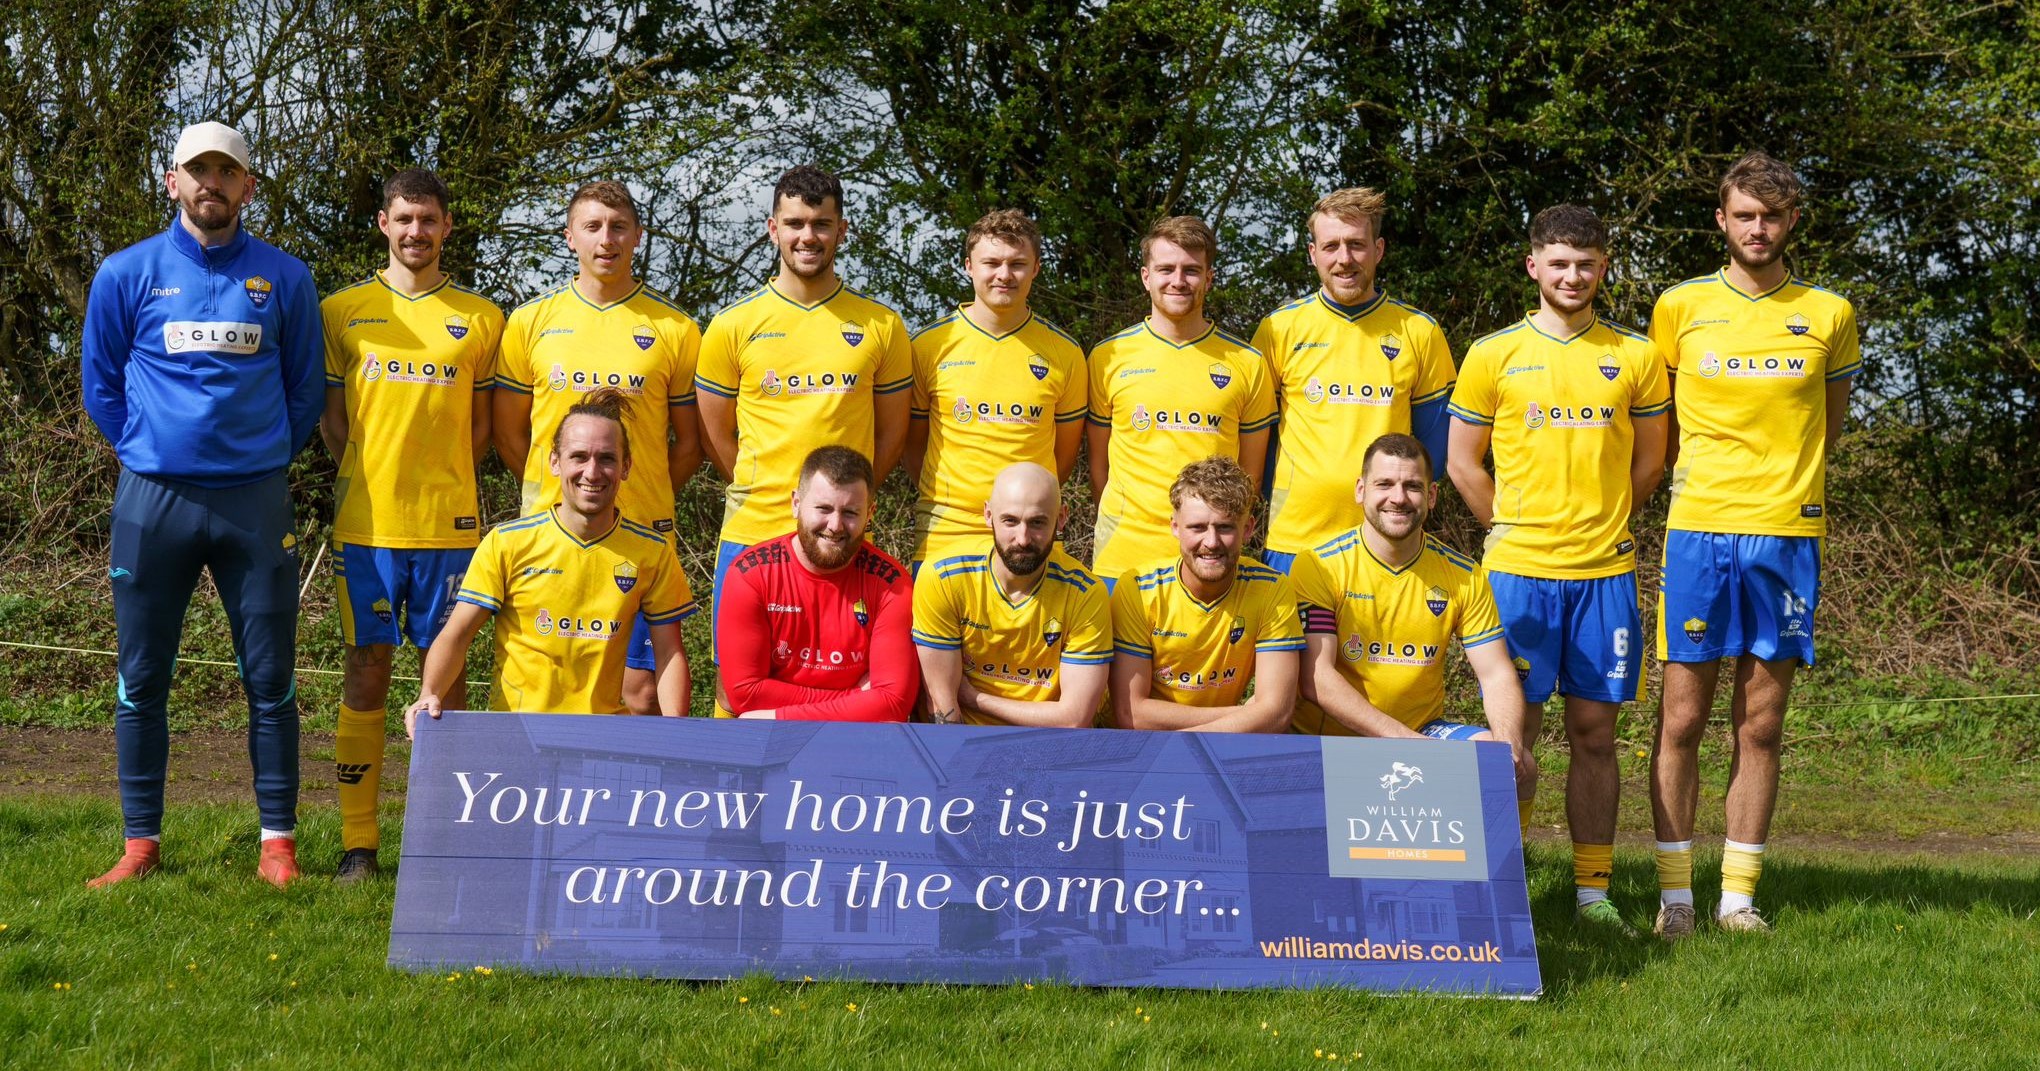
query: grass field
3 783 2035 1070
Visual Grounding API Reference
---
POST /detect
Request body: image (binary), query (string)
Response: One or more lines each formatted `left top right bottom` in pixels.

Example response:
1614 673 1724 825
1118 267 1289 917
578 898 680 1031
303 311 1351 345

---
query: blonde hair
1309 187 1387 241
965 208 1042 259
1141 215 1217 265
553 387 632 460
1719 151 1804 213
1170 455 1256 519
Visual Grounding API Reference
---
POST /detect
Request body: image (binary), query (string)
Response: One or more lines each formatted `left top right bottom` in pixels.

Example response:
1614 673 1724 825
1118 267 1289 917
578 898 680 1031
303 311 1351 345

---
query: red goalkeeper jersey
715 534 917 721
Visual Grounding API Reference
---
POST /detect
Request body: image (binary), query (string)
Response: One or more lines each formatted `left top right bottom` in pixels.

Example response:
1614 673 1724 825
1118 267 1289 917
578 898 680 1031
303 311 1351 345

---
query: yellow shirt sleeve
1648 292 1681 371
1251 316 1282 391
1241 349 1278 432
320 298 345 385
695 310 741 398
640 543 696 624
1087 345 1114 425
497 307 534 391
1415 319 1456 402
910 568 964 650
1633 340 1670 414
455 530 508 613
1288 552 1332 615
1827 304 1862 379
1459 570 1504 648
1110 570 1151 659
1065 584 1114 662
1254 573 1306 651
1447 342 1497 423
876 314 914 394
665 316 701 406
1055 346 1089 422
473 305 503 392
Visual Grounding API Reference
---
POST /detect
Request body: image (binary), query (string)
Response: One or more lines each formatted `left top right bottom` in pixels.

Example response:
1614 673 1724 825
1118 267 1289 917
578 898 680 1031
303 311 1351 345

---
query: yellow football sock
1572 842 1614 892
1722 840 1766 899
1517 797 1534 830
336 704 386 851
1655 840 1694 905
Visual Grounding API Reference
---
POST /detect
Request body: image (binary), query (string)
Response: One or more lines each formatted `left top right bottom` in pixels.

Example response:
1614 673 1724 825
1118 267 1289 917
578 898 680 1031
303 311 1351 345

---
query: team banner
389 714 1540 996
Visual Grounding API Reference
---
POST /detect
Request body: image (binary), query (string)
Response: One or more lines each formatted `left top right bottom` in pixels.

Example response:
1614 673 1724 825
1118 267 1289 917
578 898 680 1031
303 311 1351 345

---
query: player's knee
346 644 395 671
1737 711 1785 752
1655 709 1708 751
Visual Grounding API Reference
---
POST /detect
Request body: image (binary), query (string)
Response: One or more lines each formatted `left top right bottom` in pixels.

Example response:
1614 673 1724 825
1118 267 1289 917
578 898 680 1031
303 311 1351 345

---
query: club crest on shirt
1524 402 1546 430
1130 404 1152 431
840 321 865 347
632 323 656 351
1043 617 1064 649
243 276 272 309
536 608 555 636
444 314 470 341
760 370 784 397
1379 333 1403 360
372 597 393 624
613 561 638 594
1027 353 1050 381
1785 313 1810 336
363 352 383 381
1342 633 1365 661
953 397 974 424
853 598 869 627
1208 362 1233 390
1304 377 1326 404
1425 585 1448 617
1227 615 1246 644
1697 352 1722 378
1683 617 1708 644
1598 353 1620 381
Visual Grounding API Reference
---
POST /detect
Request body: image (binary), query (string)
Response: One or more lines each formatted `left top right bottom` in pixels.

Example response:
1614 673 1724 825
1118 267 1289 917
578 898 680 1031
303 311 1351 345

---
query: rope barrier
1 638 2032 711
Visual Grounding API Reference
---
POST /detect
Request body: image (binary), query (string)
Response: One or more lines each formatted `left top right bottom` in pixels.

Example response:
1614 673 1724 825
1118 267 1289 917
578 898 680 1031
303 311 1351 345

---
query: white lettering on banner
163 320 262 354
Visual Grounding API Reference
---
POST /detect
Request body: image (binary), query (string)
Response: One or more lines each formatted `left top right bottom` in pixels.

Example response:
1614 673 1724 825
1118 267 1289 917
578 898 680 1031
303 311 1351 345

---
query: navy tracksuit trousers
110 469 300 837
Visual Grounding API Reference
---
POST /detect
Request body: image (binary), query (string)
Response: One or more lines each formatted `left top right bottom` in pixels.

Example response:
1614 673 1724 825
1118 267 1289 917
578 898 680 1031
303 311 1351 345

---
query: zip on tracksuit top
82 222 324 485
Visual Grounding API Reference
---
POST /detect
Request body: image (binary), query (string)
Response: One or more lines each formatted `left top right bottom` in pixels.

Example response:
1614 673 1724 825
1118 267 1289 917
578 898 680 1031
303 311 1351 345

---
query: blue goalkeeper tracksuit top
82 222 323 486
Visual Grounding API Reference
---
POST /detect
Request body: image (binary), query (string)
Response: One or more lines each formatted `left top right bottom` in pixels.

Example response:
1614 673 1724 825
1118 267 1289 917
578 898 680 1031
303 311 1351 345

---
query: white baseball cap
172 122 250 171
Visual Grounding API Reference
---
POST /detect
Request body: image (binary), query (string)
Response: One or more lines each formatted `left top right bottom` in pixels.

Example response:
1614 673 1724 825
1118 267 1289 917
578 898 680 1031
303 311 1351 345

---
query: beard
1365 504 1426 540
797 524 859 570
782 246 836 280
184 194 237 233
995 539 1050 577
1727 234 1788 272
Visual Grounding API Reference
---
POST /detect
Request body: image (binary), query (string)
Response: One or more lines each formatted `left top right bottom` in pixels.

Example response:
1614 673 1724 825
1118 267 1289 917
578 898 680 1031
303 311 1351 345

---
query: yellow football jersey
1254 291 1456 554
1650 272 1861 536
910 545 1113 725
456 509 698 715
1288 531 1504 734
1087 323 1277 579
695 282 914 547
322 273 503 548
1110 556 1304 709
909 307 1088 562
1448 316 1669 579
496 282 701 534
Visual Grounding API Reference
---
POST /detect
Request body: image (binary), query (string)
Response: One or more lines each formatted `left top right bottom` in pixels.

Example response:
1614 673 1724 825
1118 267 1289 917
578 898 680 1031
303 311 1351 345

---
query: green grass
3 799 2035 1070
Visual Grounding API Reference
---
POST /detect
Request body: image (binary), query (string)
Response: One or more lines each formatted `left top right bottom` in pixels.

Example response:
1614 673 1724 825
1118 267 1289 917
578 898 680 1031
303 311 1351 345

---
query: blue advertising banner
389 714 1540 996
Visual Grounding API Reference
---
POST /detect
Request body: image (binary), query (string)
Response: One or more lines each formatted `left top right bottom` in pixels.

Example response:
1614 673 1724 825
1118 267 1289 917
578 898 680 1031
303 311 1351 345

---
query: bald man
911 463 1112 726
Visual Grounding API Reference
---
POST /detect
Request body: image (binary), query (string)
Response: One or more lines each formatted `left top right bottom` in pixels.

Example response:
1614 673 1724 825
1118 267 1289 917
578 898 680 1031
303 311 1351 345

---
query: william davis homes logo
1320 737 1489 881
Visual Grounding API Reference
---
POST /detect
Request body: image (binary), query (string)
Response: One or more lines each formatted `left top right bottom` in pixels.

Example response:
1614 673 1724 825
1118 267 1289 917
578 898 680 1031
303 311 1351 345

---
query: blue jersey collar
168 219 248 267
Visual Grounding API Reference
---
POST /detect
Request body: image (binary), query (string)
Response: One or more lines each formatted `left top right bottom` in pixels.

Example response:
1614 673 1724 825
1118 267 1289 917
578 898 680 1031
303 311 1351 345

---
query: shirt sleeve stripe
693 375 738 399
1446 403 1494 426
1412 384 1455 404
1055 408 1089 423
876 377 914 394
1825 362 1861 381
455 591 500 612
1060 651 1113 665
1240 413 1280 432
494 377 533 395
1255 639 1307 652
1463 626 1504 648
1086 413 1113 427
324 374 344 387
1631 400 1671 417
1113 642 1154 658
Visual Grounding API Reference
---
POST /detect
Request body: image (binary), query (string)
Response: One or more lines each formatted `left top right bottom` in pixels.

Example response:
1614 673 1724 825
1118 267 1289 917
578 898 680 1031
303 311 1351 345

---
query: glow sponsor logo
974 660 1057 687
762 369 860 397
536 608 624 639
1132 406 1225 434
953 397 1047 425
1154 663 1239 691
547 367 648 393
1697 352 1723 378
1524 402 1546 430
1341 633 1366 662
1725 355 1808 378
163 320 262 355
1303 378 1394 406
1360 639 1441 665
1541 403 1616 428
363 351 463 386
789 645 868 670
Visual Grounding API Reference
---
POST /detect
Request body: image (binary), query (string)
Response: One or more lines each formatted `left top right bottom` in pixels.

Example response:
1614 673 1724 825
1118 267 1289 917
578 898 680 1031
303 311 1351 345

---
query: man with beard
1446 204 1669 937
406 388 696 730
906 210 1087 568
318 168 504 882
1253 187 1456 572
716 446 918 722
1108 457 1301 732
1290 434 1537 816
697 166 912 645
1088 217 1276 587
913 463 1111 726
81 122 324 887
493 180 701 717
1648 152 1860 936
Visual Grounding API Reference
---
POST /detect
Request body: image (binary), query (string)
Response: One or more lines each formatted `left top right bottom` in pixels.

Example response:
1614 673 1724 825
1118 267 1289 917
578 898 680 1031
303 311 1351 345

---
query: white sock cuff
260 827 294 842
132 834 162 843
1723 839 1766 854
1654 840 1693 853
1660 889 1694 907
